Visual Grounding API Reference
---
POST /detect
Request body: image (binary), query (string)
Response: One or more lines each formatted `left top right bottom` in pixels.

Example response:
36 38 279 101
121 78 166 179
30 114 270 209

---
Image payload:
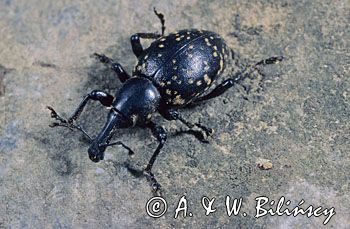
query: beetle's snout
88 144 106 163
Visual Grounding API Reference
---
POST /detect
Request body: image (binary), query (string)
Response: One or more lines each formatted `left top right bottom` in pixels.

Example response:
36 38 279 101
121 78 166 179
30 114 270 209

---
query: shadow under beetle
48 8 283 194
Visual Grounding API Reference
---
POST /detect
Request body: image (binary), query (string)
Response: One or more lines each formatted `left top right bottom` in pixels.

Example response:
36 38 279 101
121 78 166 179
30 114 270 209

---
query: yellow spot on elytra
219 59 224 71
159 82 165 87
188 79 194 84
172 59 176 64
213 52 218 57
213 46 218 50
176 37 181 41
160 37 166 41
187 31 191 35
196 80 202 86
172 75 178 80
204 61 208 65
177 80 182 84
204 74 212 85
204 38 209 42
158 53 162 57
144 54 149 59
159 44 164 48
173 91 178 95
175 33 180 37
173 95 185 105
189 45 194 49
166 89 172 95
222 47 225 54
166 81 171 85
210 36 214 40
187 36 190 40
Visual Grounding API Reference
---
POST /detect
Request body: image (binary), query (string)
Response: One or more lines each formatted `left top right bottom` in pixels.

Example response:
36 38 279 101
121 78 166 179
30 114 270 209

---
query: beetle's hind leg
130 33 161 58
194 56 284 102
129 8 166 58
94 53 130 83
153 7 166 36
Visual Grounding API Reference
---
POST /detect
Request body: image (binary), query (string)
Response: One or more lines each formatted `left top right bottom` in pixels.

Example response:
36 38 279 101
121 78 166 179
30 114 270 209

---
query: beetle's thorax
113 77 161 125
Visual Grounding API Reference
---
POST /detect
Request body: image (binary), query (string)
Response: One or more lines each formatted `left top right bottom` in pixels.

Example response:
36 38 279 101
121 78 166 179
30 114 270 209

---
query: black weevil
48 8 282 193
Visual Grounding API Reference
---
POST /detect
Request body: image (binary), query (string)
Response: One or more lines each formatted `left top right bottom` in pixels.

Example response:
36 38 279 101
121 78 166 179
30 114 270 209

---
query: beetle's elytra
134 29 229 108
48 8 282 194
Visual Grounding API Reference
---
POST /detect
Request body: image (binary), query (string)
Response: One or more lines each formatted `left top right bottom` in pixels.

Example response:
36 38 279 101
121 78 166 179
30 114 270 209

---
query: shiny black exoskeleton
48 8 283 193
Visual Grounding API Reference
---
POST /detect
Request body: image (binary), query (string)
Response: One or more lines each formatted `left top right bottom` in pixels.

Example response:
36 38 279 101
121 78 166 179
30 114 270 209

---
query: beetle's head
88 143 106 162
87 110 129 163
87 77 160 163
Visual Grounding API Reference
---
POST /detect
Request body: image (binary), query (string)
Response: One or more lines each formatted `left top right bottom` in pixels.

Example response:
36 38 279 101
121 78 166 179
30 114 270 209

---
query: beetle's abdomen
134 29 205 77
134 29 229 107
155 31 229 107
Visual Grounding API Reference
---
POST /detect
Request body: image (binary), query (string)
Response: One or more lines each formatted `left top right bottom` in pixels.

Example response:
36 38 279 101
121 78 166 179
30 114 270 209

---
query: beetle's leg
145 121 167 172
47 90 114 138
47 106 92 141
194 74 243 102
153 7 166 36
130 33 161 58
144 121 167 194
123 121 166 195
129 8 165 58
160 109 213 142
195 56 284 102
68 90 114 122
94 53 130 83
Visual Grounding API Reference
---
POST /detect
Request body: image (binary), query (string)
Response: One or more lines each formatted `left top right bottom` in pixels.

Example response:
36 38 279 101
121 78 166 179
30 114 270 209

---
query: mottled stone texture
0 0 349 228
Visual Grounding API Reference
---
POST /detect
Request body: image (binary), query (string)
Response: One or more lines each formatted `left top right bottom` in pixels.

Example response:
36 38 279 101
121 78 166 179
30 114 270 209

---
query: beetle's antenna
153 7 165 36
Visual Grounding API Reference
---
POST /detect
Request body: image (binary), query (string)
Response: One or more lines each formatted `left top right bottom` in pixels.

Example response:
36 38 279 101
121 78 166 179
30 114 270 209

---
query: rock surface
0 0 349 228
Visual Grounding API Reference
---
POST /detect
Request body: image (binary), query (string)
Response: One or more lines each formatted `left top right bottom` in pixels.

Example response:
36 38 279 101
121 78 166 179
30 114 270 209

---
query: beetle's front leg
160 109 213 142
144 121 167 194
47 90 114 139
124 121 167 195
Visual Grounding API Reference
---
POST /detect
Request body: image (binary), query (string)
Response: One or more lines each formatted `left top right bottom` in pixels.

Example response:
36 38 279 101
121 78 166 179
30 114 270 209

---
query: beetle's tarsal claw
49 123 59 128
195 123 214 137
47 106 68 123
94 53 111 64
144 170 162 196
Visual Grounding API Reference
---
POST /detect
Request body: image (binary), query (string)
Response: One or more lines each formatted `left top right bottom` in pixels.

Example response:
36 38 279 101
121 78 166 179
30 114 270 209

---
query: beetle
47 8 282 193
